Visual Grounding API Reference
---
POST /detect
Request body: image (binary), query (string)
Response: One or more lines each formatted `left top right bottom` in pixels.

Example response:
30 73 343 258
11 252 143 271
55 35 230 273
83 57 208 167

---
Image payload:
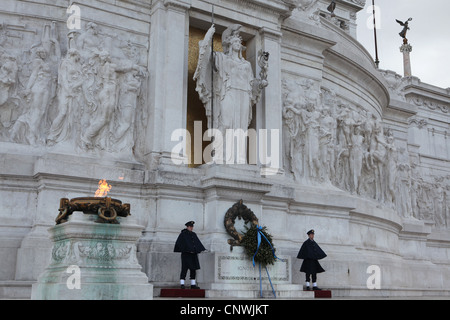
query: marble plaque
216 253 290 283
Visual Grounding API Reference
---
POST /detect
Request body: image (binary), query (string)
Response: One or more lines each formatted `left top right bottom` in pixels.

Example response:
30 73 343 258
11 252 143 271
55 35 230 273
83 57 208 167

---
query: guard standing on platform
297 229 327 290
174 221 206 289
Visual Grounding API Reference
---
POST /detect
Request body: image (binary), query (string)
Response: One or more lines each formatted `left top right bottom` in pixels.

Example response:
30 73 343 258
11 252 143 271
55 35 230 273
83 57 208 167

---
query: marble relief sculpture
0 52 18 135
10 46 54 145
1 21 148 159
282 79 401 209
0 16 449 231
281 77 450 228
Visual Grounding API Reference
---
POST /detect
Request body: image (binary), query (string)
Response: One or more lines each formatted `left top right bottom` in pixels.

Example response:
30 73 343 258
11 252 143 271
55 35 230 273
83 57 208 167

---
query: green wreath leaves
241 224 277 267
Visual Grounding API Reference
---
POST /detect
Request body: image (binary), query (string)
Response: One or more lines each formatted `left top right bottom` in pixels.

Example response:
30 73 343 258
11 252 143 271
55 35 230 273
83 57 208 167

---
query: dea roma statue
194 24 268 133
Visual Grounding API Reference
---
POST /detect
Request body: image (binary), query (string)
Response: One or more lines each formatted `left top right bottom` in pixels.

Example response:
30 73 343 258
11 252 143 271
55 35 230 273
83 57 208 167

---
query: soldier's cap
307 229 315 235
185 221 195 227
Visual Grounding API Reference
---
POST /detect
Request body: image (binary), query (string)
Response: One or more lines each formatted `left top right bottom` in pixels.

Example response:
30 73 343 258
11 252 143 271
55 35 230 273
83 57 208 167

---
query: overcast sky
356 0 450 89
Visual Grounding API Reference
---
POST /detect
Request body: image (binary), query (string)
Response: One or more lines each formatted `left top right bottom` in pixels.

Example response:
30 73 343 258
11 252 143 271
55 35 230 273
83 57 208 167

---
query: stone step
0 281 33 300
156 283 316 299
205 283 315 299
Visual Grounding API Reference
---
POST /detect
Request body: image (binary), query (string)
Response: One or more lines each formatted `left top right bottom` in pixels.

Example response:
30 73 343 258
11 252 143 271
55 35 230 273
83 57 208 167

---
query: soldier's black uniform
174 221 206 289
297 229 327 290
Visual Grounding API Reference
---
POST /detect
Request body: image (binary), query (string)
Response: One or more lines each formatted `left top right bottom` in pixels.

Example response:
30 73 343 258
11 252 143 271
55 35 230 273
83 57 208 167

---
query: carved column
400 42 413 77
256 27 284 175
145 0 191 168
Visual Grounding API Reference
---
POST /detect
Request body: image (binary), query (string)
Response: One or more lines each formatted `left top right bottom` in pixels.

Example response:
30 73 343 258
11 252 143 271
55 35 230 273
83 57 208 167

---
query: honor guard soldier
174 221 206 289
297 229 327 290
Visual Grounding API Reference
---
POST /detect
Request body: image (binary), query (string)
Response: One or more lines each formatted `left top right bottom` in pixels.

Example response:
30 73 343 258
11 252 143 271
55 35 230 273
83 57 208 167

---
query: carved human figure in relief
76 22 102 61
396 163 412 218
318 107 336 183
433 178 445 227
0 53 18 133
194 24 268 133
0 53 18 107
47 49 83 145
384 133 397 205
10 47 52 145
80 51 118 150
113 67 146 154
301 102 321 181
349 125 364 194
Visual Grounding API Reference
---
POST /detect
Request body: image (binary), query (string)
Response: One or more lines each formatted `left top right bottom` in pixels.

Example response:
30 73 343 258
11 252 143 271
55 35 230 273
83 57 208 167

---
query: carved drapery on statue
0 21 148 160
193 24 268 133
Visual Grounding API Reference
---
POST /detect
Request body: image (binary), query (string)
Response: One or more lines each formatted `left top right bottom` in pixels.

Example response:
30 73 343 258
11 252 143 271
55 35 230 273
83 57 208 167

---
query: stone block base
31 212 153 300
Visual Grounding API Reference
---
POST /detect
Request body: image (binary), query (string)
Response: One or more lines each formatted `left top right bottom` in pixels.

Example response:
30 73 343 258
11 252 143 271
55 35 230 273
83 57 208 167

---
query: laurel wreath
241 224 277 267
223 200 277 267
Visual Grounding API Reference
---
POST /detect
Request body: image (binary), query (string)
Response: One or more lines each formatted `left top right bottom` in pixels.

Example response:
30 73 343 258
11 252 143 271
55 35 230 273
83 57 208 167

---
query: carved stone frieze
0 20 149 160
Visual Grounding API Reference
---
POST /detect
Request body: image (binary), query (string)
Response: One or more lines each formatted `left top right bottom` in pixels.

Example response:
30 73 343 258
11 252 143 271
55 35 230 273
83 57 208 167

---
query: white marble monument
1 0 450 299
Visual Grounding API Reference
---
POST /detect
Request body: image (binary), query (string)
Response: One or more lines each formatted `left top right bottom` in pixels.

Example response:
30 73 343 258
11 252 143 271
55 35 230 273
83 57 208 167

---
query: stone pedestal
199 247 312 298
31 212 153 300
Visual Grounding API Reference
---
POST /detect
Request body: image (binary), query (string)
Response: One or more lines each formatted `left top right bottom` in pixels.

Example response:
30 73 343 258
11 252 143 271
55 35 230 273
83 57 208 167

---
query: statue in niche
194 24 268 135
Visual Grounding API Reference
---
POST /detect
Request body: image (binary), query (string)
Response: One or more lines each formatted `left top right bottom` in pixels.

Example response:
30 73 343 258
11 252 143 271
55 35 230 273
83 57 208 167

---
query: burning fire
95 179 112 197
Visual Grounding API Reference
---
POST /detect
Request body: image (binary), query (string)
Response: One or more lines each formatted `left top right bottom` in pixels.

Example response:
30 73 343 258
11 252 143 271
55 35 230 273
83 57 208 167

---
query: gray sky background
356 0 450 89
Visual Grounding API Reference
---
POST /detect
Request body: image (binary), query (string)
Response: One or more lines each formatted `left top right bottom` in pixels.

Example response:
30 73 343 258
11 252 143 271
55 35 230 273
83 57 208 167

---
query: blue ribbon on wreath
252 225 282 298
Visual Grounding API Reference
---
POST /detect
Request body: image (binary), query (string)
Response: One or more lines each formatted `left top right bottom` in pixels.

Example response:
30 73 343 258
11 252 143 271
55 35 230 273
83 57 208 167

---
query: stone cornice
403 80 450 106
151 0 192 11
407 95 450 114
226 0 295 19
340 0 366 10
